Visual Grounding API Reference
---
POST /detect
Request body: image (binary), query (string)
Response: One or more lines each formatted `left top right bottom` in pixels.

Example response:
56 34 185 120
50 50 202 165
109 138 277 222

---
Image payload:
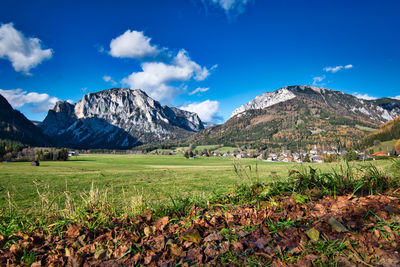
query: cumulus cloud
33 96 59 112
103 75 118 86
353 92 377 100
0 23 53 73
393 95 400 100
109 28 216 102
109 30 160 59
180 100 220 123
324 64 353 73
0 88 59 112
208 0 252 14
121 49 211 101
312 75 326 86
188 87 210 95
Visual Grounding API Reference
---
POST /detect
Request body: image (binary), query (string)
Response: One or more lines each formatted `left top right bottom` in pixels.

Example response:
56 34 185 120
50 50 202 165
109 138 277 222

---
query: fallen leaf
132 253 142 265
219 240 230 254
204 243 218 257
169 243 186 257
305 228 320 242
233 241 244 253
30 261 42 267
255 237 268 250
183 241 193 248
254 251 272 259
143 226 155 237
113 245 128 258
144 252 156 265
182 229 202 243
66 248 83 266
204 232 223 242
154 216 169 231
65 247 71 257
144 255 153 265
153 235 165 251
384 205 399 214
187 247 203 264
374 229 380 239
79 243 95 254
328 217 349 233
65 224 81 239
94 248 107 260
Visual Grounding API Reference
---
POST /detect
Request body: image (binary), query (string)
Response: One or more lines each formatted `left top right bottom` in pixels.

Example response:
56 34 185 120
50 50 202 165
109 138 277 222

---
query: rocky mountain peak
231 87 297 117
40 88 204 148
231 85 400 123
284 85 330 94
53 101 75 115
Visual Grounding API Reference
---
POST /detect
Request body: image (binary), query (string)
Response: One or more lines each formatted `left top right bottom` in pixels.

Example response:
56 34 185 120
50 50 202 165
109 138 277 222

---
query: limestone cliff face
40 88 204 148
232 85 400 123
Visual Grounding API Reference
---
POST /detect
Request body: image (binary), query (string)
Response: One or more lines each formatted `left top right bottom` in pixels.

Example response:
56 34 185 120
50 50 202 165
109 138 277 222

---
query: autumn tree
395 139 400 155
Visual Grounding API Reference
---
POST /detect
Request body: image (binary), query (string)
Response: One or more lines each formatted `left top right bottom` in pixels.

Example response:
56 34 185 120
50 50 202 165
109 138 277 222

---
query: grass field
0 154 392 216
369 139 397 153
1 154 399 266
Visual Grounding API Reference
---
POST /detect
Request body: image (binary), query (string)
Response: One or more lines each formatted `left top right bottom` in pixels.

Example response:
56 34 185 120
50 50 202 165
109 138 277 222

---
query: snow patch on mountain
231 88 296 117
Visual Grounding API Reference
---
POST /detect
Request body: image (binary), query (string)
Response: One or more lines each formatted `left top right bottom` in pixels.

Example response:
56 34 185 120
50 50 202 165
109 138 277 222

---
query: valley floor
0 154 391 214
0 154 399 266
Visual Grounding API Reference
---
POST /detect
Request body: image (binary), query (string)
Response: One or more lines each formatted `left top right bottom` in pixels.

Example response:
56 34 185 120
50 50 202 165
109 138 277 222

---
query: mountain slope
0 93 50 146
191 85 400 150
362 115 400 148
40 88 204 149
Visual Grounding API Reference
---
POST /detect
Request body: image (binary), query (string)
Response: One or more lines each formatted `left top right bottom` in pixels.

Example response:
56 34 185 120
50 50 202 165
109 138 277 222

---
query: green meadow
0 154 392 216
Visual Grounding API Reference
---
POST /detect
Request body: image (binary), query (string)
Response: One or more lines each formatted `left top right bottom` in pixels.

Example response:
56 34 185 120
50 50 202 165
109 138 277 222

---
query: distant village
161 144 398 163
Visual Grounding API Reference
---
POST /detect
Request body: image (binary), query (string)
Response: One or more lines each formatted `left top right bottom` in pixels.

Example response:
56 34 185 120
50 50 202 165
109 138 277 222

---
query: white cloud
353 92 377 100
188 87 210 95
324 64 353 73
209 0 251 13
122 49 211 101
210 64 218 71
312 75 326 86
109 30 160 59
180 100 220 123
391 95 400 100
33 96 59 112
0 23 53 73
0 88 59 112
103 75 117 86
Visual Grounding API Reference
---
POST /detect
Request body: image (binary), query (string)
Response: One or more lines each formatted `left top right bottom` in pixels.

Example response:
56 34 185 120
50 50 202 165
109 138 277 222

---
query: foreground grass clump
226 159 400 205
1 160 400 266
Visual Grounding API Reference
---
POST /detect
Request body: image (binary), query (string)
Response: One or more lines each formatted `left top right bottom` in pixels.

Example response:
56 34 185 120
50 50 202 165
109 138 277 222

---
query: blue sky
0 0 399 122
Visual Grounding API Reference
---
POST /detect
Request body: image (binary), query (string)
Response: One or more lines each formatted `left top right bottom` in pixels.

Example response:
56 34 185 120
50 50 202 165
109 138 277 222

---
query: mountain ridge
40 88 204 148
190 85 400 150
232 85 400 123
0 94 50 146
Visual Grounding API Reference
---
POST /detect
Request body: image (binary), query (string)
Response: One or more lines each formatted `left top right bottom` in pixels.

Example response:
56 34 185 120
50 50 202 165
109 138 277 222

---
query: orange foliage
395 139 400 154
